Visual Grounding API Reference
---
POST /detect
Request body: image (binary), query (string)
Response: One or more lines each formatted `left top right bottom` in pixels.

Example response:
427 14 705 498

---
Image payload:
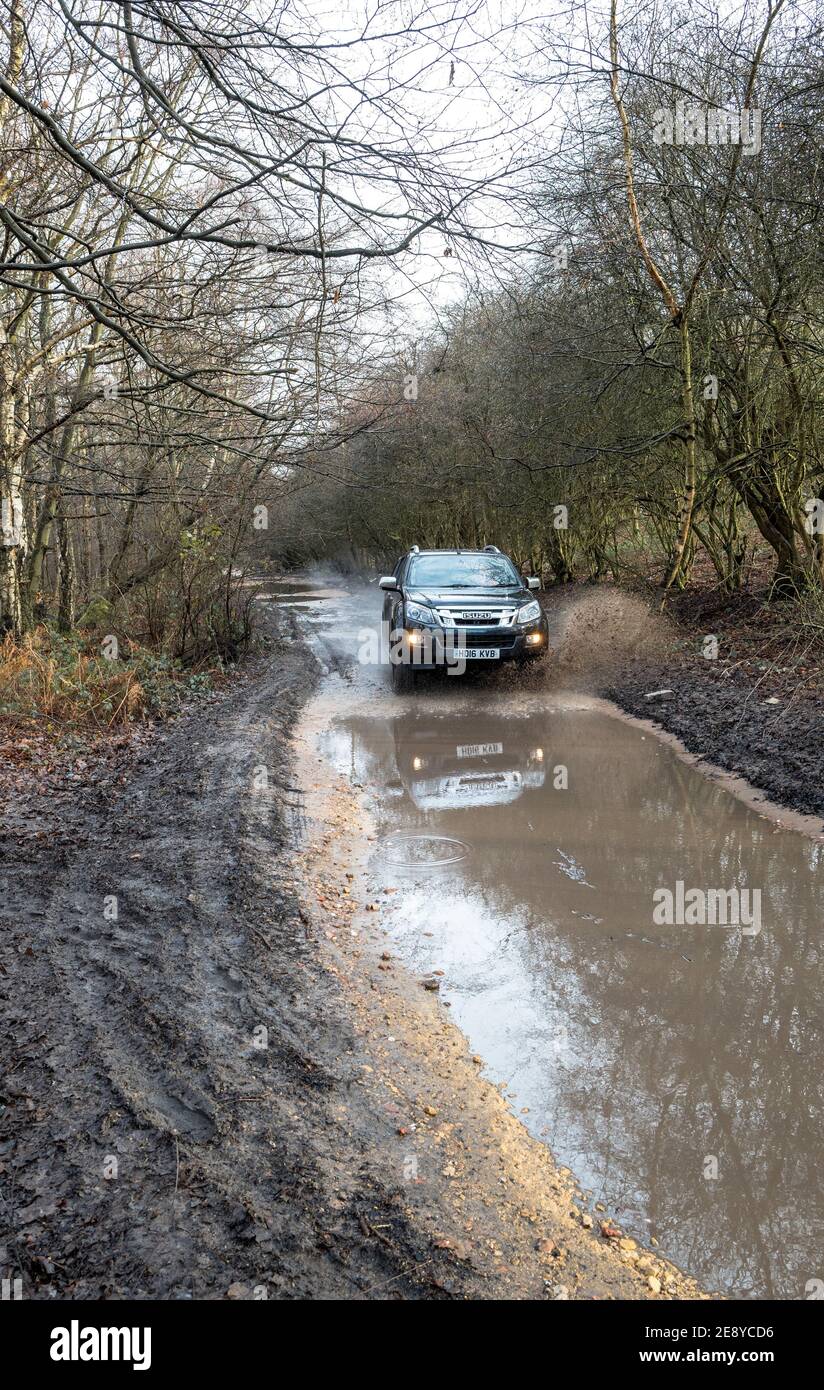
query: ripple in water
378 833 471 868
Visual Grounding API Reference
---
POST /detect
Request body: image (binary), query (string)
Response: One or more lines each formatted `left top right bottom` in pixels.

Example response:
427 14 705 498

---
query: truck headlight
517 599 541 623
405 601 436 625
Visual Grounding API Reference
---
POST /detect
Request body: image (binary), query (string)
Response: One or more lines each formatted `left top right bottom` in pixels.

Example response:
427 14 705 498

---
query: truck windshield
408 554 521 588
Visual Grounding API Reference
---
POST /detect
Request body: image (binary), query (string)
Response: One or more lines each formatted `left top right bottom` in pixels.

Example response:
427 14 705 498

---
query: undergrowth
0 627 220 730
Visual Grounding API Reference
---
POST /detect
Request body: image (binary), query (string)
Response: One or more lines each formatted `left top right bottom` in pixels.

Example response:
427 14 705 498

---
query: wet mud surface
605 661 824 823
0 612 469 1299
1 585 698 1300
4 570 820 1301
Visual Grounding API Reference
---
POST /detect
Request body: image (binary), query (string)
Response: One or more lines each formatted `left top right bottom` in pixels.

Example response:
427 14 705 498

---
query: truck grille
435 607 517 628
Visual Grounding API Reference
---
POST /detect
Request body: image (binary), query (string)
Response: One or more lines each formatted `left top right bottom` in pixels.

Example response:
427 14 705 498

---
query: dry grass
0 628 181 729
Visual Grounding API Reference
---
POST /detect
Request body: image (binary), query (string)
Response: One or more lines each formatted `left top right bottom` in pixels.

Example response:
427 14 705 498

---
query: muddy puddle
257 577 346 612
256 574 363 631
319 701 824 1299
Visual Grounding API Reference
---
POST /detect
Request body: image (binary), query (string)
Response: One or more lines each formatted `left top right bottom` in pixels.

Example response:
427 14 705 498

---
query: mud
5 571 818 1302
605 659 824 823
550 586 673 677
1 590 698 1300
1 615 459 1299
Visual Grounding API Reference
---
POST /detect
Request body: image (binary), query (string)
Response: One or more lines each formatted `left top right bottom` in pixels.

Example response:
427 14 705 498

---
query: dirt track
0 593 706 1301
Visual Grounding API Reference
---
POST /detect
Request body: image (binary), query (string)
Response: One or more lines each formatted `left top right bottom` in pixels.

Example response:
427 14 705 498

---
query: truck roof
407 547 502 556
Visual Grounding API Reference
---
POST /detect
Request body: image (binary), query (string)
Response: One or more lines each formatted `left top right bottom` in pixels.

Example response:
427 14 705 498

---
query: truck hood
406 585 528 609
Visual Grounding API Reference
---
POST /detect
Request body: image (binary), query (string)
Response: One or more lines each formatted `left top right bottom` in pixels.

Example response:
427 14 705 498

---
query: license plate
461 648 500 660
457 742 504 758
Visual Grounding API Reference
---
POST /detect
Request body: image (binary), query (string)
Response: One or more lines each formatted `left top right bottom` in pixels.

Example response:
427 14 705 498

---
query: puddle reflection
395 711 546 809
321 703 824 1299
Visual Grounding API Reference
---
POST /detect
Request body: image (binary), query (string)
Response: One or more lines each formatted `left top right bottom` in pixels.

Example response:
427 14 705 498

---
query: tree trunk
661 316 698 594
57 507 76 631
742 487 805 596
0 349 25 636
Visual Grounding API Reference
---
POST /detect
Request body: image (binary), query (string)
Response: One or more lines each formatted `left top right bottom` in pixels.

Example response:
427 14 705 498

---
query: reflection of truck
394 714 546 811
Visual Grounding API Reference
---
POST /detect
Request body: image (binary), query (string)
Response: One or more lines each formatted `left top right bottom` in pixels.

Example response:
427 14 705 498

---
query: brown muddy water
276 573 824 1300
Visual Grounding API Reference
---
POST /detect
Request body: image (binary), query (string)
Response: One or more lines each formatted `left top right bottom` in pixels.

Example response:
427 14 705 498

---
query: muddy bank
604 663 824 825
531 584 824 825
601 650 824 826
0 599 701 1300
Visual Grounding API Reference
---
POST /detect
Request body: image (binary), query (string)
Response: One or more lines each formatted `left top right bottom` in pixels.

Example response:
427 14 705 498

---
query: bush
0 627 216 730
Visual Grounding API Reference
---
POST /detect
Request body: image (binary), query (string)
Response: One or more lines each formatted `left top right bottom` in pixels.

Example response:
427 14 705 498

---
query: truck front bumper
398 616 549 668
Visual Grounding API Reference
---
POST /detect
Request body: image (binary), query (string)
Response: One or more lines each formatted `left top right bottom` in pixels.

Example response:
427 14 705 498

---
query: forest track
0 595 702 1301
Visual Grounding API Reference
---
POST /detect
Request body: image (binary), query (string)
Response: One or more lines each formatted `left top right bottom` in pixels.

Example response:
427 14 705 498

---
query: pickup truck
379 546 548 690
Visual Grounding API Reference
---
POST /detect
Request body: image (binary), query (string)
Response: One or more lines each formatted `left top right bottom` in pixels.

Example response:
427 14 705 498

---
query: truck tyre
392 660 416 693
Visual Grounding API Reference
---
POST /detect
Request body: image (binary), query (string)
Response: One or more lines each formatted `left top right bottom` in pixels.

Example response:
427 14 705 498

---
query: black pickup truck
379 546 549 690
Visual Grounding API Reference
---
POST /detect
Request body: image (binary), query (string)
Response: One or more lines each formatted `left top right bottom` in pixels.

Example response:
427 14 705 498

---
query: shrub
0 627 215 730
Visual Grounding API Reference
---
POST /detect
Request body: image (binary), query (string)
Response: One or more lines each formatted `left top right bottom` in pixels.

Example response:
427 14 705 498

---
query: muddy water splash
320 702 824 1299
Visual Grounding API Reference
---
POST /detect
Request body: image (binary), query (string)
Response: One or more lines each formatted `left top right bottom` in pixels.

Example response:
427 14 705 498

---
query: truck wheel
392 660 416 693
